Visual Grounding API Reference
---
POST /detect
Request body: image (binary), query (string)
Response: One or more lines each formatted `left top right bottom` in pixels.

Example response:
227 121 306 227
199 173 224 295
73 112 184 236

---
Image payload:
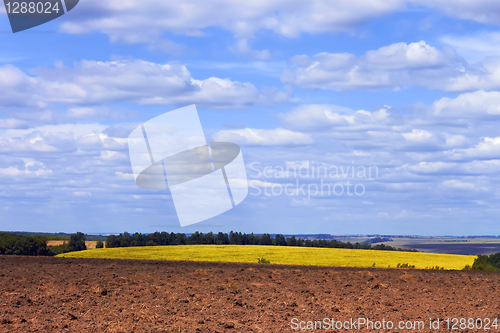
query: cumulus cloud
279 39 500 93
282 39 500 92
0 118 28 129
0 123 129 155
432 90 500 118
280 41 489 91
402 129 433 142
440 32 500 63
455 137 500 160
413 0 500 27
273 89 500 157
73 191 92 197
407 160 500 177
103 123 142 138
272 99 488 156
441 179 475 190
115 171 134 180
0 159 52 178
5 1 500 233
99 150 128 162
3 124 107 141
408 161 455 174
60 0 404 47
0 60 288 109
0 132 69 153
277 104 390 132
52 0 500 59
3 90 500 232
212 128 313 146
66 106 136 120
230 39 272 61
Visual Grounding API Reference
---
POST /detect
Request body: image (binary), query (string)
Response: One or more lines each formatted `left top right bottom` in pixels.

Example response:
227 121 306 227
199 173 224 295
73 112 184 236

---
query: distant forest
0 232 87 256
105 231 417 252
5 231 106 241
0 232 54 256
0 231 416 256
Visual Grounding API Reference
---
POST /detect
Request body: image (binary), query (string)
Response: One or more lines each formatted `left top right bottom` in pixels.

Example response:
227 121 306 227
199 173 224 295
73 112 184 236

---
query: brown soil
0 256 499 332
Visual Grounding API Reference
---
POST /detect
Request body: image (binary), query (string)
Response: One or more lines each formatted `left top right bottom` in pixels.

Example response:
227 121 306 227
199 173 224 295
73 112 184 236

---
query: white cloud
212 128 313 146
68 107 97 118
230 39 272 61
0 133 62 153
248 179 283 188
0 123 128 154
442 179 475 190
362 40 452 70
0 60 288 110
0 118 27 129
60 0 404 46
397 209 408 218
281 41 492 91
0 159 52 177
3 123 107 140
432 90 500 118
402 129 433 142
445 134 467 148
99 150 127 161
273 92 500 159
408 161 454 174
413 0 500 27
459 136 500 159
115 171 134 180
281 40 500 92
0 65 43 108
73 191 92 197
462 160 500 175
440 32 500 63
277 104 390 131
54 0 500 58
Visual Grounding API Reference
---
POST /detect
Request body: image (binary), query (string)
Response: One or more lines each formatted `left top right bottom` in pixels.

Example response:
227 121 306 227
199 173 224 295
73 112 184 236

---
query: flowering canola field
59 245 475 270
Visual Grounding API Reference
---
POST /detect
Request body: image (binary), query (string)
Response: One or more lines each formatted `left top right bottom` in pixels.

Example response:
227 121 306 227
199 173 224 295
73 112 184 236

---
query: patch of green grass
58 245 475 270
257 256 271 264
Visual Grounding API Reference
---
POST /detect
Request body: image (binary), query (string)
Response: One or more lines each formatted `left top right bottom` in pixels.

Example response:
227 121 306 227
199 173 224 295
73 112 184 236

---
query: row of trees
0 232 87 256
105 231 417 252
465 252 500 271
0 232 53 256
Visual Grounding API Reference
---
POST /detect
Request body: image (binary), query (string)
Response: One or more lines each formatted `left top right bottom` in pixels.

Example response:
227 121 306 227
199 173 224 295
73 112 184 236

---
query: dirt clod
0 256 499 332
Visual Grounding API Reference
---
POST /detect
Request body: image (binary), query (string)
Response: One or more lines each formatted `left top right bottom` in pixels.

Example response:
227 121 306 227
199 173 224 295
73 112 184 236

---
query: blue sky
2 1 500 235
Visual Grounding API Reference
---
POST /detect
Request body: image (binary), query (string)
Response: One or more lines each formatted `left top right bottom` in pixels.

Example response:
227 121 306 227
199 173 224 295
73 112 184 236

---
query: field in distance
372 237 500 255
47 240 104 249
59 245 474 270
330 236 500 255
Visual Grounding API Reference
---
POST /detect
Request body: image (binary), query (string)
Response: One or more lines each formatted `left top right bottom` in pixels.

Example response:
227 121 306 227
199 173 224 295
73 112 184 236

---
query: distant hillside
362 237 393 245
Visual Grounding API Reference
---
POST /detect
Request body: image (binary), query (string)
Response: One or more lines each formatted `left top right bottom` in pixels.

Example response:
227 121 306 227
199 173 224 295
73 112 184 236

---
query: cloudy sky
2 1 500 235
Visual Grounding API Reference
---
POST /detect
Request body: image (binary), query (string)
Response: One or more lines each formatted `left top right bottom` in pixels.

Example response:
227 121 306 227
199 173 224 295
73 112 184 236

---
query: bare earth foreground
0 256 499 332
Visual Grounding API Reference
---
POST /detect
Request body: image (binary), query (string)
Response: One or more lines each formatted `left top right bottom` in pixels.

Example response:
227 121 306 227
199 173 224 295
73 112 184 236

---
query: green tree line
464 252 500 271
105 231 418 252
0 232 86 256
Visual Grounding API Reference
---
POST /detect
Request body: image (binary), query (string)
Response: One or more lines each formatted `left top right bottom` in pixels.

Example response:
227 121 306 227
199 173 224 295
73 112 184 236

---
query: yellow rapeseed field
58 245 475 270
